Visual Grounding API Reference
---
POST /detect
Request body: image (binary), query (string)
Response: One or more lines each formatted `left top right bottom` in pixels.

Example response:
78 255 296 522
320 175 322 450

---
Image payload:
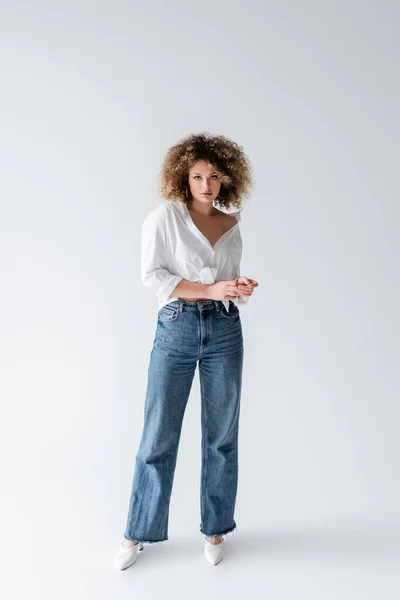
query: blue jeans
123 299 244 543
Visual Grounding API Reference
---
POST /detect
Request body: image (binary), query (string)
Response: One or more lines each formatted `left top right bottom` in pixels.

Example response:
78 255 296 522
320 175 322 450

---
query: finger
240 283 255 290
237 284 253 293
225 287 238 296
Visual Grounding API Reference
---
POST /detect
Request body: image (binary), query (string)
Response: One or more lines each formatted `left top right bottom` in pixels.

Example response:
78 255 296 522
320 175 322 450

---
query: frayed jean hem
123 534 168 546
200 521 238 539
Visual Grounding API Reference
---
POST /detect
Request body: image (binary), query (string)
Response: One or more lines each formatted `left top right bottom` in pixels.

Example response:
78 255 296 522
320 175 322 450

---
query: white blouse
140 198 250 313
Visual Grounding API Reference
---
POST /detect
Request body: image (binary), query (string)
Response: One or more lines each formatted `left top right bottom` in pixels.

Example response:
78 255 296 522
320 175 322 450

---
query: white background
1 1 399 598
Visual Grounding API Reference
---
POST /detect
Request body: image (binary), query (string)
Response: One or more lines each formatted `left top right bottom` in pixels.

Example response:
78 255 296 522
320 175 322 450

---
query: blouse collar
178 199 242 224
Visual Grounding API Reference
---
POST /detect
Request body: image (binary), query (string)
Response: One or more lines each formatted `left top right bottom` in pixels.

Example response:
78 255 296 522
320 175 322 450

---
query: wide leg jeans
123 299 244 544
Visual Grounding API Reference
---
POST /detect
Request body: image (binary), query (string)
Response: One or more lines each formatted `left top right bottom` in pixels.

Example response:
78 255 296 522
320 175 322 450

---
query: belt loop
214 300 220 311
179 301 183 312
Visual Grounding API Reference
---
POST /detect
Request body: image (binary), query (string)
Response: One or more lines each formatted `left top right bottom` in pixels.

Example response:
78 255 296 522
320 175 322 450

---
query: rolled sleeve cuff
158 274 184 303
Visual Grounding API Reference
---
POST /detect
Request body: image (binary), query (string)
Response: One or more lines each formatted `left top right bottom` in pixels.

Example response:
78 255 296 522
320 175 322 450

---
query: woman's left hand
235 276 259 296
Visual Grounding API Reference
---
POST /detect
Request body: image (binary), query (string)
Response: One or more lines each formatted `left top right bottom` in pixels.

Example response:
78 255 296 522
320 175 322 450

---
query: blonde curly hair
158 132 254 210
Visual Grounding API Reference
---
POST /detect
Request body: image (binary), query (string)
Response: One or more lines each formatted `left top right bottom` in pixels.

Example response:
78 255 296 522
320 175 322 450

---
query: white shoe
204 536 225 565
113 540 144 570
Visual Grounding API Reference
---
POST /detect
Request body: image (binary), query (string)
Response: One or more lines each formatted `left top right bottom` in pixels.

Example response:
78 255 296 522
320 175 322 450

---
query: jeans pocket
158 305 179 323
219 302 240 320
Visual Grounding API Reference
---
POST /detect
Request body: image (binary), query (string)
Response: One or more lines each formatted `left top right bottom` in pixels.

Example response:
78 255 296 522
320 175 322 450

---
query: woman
113 132 258 569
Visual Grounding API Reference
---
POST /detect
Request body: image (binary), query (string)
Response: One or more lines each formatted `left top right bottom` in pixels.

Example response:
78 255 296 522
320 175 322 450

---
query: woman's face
188 160 222 204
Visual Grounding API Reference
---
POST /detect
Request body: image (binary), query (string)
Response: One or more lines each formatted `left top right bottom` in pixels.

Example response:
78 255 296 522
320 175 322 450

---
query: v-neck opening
182 202 240 250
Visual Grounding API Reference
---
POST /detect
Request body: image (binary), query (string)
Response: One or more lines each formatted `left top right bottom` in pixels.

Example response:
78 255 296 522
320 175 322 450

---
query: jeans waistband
165 300 233 312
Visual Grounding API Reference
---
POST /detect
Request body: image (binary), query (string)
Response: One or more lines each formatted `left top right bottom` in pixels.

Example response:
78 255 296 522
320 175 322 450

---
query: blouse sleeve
141 210 183 303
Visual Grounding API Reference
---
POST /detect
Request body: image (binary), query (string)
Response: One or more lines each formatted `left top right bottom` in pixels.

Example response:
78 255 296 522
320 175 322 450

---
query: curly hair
158 132 254 210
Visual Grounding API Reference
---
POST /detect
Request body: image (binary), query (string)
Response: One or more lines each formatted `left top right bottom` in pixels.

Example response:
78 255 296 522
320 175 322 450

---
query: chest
187 211 238 248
